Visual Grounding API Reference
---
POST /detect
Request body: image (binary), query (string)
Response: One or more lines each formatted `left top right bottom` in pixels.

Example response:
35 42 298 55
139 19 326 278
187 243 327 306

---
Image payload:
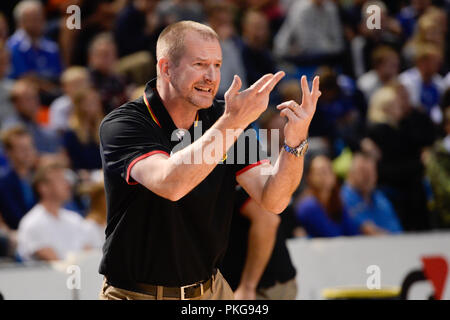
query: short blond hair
156 21 219 68
61 66 89 85
368 86 398 125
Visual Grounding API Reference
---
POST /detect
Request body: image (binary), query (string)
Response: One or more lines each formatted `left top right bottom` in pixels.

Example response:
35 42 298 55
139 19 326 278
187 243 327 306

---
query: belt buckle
180 282 204 300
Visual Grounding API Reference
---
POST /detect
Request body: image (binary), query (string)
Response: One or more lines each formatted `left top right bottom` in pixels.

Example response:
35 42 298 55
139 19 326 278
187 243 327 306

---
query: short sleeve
17 221 52 260
99 113 171 185
231 123 270 177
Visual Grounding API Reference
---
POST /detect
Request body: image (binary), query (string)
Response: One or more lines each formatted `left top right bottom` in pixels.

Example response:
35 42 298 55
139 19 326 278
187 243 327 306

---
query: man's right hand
223 71 285 129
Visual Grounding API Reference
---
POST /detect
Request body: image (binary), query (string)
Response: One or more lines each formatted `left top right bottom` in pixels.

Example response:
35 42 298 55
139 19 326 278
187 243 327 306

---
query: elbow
262 201 288 215
165 188 187 202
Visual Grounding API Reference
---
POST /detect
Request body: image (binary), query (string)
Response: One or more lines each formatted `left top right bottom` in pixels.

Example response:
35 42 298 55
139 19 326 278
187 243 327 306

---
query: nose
204 65 217 83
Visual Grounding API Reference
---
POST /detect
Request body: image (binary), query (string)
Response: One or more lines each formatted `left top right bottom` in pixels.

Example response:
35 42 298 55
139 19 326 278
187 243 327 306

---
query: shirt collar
143 79 201 136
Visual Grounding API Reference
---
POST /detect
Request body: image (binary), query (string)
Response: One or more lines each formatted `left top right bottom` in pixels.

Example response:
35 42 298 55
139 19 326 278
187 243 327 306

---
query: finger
258 71 285 94
249 73 274 92
276 100 301 117
279 107 298 123
300 75 312 106
224 75 242 100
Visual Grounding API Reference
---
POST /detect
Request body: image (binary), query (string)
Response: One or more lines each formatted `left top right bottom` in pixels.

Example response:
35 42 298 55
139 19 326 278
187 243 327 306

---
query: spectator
62 88 104 171
87 33 128 114
2 78 62 153
357 46 400 102
157 0 204 26
366 85 432 231
0 12 9 44
0 126 38 230
402 10 446 69
273 0 344 65
221 187 297 300
206 2 247 99
425 94 450 228
294 155 361 238
79 171 106 249
308 67 363 155
0 42 15 128
49 67 91 133
7 0 63 81
341 152 403 235
114 0 165 58
351 1 402 77
240 10 277 88
396 0 433 40
17 161 92 261
399 44 446 124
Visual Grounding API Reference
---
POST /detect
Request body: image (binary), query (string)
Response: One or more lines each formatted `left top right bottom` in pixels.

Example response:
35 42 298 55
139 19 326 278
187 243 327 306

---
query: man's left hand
276 75 321 147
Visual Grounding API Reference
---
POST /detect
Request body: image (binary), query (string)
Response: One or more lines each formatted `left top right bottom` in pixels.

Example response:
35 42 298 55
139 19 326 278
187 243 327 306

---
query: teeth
195 87 211 92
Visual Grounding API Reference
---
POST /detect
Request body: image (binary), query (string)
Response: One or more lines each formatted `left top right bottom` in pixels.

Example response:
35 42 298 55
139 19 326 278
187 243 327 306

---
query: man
17 162 92 261
87 33 128 114
99 21 320 300
341 152 403 234
0 126 38 230
2 79 61 154
7 0 63 81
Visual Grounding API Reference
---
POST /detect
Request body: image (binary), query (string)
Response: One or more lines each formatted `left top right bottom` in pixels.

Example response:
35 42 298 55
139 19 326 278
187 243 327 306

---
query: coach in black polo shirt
98 21 321 300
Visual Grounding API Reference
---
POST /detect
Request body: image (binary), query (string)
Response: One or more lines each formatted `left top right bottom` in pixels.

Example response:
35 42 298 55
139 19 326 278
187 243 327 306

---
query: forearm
261 150 305 213
155 115 245 200
238 202 280 291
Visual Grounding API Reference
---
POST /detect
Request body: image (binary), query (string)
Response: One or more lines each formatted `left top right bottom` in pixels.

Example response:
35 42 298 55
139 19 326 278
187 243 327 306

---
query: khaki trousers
99 269 235 300
255 278 298 300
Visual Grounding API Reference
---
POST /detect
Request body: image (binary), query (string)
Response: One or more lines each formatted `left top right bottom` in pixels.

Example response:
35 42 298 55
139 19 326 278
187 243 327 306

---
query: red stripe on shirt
235 159 270 177
126 150 170 185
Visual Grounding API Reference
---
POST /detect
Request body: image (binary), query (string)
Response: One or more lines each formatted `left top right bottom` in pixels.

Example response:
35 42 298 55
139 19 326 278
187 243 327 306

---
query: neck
13 164 31 179
418 67 432 83
156 80 198 129
349 181 371 201
315 189 331 206
41 200 62 217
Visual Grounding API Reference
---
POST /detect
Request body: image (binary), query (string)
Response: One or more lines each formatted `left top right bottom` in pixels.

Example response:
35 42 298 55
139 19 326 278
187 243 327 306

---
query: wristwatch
284 139 309 157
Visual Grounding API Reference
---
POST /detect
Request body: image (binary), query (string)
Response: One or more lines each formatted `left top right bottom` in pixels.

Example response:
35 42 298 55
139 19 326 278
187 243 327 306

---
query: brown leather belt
107 274 214 299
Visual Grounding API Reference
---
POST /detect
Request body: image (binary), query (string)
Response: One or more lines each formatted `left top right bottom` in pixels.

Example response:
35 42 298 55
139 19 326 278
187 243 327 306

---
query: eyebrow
194 57 222 63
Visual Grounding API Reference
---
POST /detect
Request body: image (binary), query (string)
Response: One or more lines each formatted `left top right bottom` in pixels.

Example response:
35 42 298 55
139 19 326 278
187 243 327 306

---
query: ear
158 58 171 81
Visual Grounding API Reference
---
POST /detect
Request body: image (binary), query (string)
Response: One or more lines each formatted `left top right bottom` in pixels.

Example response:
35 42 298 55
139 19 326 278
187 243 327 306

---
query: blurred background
0 0 449 300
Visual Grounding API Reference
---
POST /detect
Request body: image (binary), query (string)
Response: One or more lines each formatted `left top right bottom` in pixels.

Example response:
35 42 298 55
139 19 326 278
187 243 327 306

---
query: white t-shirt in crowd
17 204 91 261
81 219 105 249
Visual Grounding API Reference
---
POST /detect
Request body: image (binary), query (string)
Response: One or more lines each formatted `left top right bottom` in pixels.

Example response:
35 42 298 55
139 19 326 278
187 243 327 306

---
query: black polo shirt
99 79 268 287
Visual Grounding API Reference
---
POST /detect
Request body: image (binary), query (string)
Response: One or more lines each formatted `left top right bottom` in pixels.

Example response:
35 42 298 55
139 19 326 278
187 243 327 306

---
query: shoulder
60 208 84 224
18 205 44 229
296 196 320 213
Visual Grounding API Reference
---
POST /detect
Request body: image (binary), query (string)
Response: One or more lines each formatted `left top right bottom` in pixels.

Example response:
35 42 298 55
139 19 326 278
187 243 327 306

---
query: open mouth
194 86 213 94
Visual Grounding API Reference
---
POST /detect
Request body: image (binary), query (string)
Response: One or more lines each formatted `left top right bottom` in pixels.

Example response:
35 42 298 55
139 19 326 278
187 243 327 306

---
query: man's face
169 33 222 109
350 157 377 195
7 134 37 171
21 6 45 39
42 168 72 203
89 41 117 74
14 85 40 120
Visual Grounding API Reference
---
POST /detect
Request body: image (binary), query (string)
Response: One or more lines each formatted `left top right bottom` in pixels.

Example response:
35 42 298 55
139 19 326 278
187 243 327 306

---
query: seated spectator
49 67 91 133
396 0 432 40
351 1 402 77
294 155 361 238
308 67 364 155
402 11 446 70
206 2 247 99
240 10 277 87
341 152 403 234
79 171 106 249
0 42 15 128
88 33 128 114
7 0 63 81
62 88 104 171
399 44 446 124
157 0 204 27
17 162 93 261
273 0 344 65
2 79 62 153
366 85 433 231
114 0 165 58
425 98 450 228
357 46 400 103
0 126 38 231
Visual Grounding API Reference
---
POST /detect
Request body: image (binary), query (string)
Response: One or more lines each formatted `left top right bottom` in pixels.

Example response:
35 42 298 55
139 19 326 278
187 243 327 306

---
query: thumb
224 75 242 100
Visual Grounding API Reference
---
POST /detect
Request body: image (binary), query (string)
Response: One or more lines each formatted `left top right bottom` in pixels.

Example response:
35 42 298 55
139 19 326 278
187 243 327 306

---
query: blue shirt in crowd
7 29 63 80
341 183 403 233
295 196 361 238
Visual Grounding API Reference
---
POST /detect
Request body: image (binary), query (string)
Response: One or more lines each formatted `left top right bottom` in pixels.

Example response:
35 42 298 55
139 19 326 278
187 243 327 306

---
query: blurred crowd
0 0 450 263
